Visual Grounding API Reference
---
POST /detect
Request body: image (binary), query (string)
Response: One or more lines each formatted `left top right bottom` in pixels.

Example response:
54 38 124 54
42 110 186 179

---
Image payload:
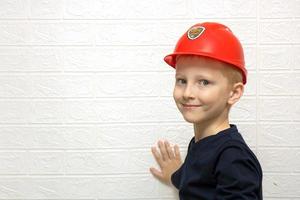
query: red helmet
164 22 247 84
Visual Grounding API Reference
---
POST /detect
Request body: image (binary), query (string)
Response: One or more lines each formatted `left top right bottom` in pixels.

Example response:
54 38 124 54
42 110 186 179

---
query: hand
150 140 182 186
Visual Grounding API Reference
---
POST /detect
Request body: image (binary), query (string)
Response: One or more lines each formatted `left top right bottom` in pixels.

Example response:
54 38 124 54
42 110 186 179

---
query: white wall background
0 0 299 199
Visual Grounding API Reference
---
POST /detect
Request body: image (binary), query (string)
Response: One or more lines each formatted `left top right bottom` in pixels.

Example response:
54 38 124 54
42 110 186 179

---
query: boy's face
173 55 232 124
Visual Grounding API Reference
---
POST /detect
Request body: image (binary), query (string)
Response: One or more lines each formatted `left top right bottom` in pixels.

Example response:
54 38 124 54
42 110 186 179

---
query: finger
165 140 175 159
158 140 169 161
151 146 163 168
174 144 182 161
149 167 163 180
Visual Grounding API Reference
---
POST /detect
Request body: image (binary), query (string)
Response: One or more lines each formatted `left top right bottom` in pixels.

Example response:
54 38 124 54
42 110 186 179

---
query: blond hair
219 63 244 111
219 63 244 89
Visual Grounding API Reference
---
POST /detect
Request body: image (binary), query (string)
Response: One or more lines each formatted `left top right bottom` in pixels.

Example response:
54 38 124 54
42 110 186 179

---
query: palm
150 140 183 186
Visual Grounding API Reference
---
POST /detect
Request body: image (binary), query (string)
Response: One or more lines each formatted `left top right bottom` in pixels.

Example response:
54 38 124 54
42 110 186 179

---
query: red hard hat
164 22 247 84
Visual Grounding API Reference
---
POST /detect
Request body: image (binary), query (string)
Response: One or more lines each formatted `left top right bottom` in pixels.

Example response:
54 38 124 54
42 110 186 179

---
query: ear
227 82 244 105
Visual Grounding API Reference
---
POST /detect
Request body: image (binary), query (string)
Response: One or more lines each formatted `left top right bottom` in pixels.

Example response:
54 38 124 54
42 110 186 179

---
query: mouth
182 104 201 108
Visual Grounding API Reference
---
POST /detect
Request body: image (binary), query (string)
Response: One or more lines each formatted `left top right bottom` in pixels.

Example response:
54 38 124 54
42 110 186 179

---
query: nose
183 83 195 100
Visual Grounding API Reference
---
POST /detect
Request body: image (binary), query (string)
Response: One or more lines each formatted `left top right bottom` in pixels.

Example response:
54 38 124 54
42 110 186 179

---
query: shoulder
214 140 263 199
214 139 263 184
218 138 259 160
216 139 262 169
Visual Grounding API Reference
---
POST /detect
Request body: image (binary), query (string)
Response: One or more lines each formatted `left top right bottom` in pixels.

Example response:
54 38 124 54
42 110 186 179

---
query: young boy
150 22 263 199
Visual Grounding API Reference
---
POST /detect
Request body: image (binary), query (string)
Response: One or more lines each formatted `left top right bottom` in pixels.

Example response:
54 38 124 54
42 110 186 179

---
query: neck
193 111 230 143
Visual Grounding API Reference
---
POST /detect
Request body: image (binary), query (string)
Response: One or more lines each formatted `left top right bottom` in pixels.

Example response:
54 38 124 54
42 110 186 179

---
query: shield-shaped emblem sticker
187 26 205 40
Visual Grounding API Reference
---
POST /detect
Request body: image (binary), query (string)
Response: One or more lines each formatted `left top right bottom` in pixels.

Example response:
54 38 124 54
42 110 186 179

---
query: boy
149 22 263 199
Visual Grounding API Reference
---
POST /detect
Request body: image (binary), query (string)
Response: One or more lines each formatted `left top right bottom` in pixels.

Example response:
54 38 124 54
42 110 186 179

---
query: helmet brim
164 52 247 85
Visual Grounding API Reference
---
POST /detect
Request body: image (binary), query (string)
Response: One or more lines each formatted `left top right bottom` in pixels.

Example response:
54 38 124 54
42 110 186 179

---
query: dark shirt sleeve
171 137 195 189
214 145 262 200
171 166 181 189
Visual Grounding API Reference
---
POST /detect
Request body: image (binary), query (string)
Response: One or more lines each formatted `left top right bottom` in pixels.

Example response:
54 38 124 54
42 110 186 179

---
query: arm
214 146 262 200
149 140 183 187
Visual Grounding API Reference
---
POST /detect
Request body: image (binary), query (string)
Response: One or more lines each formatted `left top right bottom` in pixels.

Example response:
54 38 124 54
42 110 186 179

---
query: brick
0 123 192 150
93 72 162 97
258 97 298 121
258 45 298 70
244 71 257 96
260 21 300 44
258 148 299 172
0 176 175 198
31 75 65 97
260 0 300 18
29 0 63 19
63 46 169 72
0 23 94 45
0 75 32 97
263 174 300 196
258 123 300 147
0 100 64 123
65 0 187 19
235 123 257 147
0 127 28 149
31 23 94 45
0 100 32 123
0 178 29 198
0 47 64 72
191 0 256 18
259 72 300 95
28 151 64 174
244 46 257 71
0 0 28 19
229 97 257 121
64 98 180 123
95 175 174 198
0 151 27 174
65 149 188 175
95 21 256 46
0 23 31 45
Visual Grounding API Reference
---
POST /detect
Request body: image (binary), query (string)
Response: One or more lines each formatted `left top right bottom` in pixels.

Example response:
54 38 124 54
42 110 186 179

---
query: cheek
173 87 180 100
200 90 223 108
200 91 217 103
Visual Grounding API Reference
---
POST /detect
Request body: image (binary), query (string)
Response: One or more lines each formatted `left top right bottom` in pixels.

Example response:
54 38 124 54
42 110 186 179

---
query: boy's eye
176 78 186 84
176 79 210 86
199 79 210 86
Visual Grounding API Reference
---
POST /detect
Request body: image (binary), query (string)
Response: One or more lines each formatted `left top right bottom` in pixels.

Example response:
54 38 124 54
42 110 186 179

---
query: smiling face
173 55 235 124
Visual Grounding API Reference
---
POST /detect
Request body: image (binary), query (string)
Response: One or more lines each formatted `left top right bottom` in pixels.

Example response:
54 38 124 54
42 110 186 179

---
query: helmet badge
187 26 205 40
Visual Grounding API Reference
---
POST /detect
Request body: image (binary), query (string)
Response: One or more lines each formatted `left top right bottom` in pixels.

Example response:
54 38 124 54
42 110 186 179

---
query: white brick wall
0 0 299 199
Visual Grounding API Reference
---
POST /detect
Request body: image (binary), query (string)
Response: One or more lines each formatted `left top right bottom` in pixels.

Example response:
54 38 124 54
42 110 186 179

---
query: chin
184 118 200 124
182 114 204 124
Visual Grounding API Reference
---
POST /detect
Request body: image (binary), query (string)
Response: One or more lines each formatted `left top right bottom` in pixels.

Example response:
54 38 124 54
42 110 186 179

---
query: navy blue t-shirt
171 124 263 200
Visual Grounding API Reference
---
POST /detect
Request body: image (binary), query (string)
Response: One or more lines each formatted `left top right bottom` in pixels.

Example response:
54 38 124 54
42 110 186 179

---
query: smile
182 104 201 109
182 104 201 107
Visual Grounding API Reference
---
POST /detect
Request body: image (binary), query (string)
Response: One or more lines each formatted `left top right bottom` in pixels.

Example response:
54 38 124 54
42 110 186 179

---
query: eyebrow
175 73 212 79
